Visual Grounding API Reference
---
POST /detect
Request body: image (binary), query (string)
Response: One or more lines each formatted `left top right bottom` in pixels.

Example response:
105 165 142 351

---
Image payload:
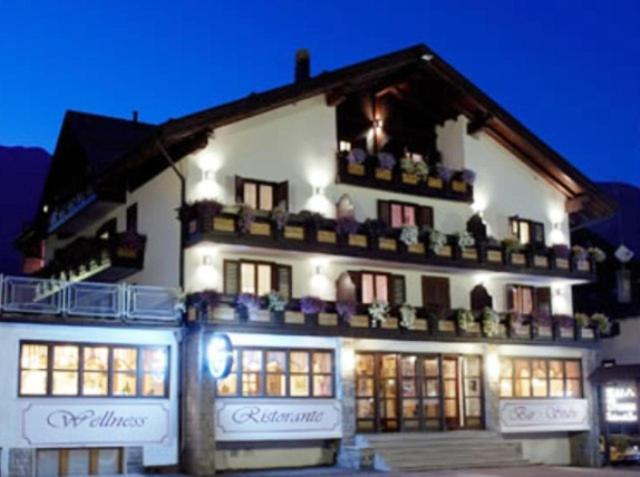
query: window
378 200 433 229
349 270 405 305
235 176 288 211
509 216 545 248
216 348 334 398
19 342 169 397
126 203 138 232
36 448 123 476
223 260 292 299
508 285 552 316
422 276 451 318
499 357 582 398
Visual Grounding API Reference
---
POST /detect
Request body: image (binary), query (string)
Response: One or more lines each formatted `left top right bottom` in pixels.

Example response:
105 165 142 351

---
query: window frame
378 199 433 229
508 284 552 316
509 216 545 248
498 356 583 399
18 341 170 399
215 347 335 399
235 176 288 212
223 259 292 298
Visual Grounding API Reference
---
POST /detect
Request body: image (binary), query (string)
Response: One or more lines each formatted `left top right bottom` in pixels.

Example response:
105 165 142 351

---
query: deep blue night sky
1 0 638 185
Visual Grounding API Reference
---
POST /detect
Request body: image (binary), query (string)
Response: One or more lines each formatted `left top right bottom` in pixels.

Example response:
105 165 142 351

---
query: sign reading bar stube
215 399 342 441
500 399 589 433
21 402 171 445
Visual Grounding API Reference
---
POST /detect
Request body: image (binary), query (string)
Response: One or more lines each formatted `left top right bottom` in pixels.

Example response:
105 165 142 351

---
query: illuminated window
224 260 292 299
500 357 582 398
215 348 334 398
509 217 545 247
236 176 288 211
19 342 169 398
378 200 433 229
361 272 389 304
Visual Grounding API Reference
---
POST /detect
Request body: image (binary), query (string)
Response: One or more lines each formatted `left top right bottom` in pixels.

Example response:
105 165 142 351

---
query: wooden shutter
535 287 552 316
336 271 357 302
275 181 289 210
532 222 545 248
234 176 245 204
416 206 434 229
421 276 450 318
506 284 516 312
223 260 240 295
470 284 493 311
390 275 406 305
275 265 292 299
377 200 391 226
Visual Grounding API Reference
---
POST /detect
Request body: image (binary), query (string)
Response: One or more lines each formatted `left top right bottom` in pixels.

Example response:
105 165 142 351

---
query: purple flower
336 216 360 235
434 164 453 182
377 152 396 170
300 295 325 315
533 311 552 327
336 300 358 321
188 289 222 312
236 293 260 311
555 314 575 328
552 244 571 259
346 148 366 165
460 169 476 185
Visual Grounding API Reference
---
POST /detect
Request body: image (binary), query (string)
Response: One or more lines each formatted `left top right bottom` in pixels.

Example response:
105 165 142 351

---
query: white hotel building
4 44 616 475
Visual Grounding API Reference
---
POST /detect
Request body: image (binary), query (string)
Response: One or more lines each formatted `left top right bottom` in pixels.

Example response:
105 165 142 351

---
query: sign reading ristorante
215 399 342 441
21 402 171 445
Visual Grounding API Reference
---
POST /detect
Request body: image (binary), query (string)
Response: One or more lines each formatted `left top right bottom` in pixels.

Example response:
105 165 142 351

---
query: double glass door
355 352 483 432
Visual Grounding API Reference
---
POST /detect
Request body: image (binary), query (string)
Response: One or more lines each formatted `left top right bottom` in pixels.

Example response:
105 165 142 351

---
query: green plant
591 313 610 333
399 303 417 329
400 156 429 180
266 291 288 312
428 229 448 254
456 231 475 248
456 308 476 331
610 434 630 454
503 236 523 255
368 300 389 327
574 312 590 329
482 307 501 337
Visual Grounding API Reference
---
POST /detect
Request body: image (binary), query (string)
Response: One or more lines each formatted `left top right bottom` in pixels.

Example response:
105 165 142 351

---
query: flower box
436 245 453 258
317 230 337 244
213 217 235 232
535 325 554 339
578 327 596 340
284 225 305 240
378 237 397 252
249 309 271 323
458 321 481 336
401 173 419 185
451 180 467 194
427 177 443 189
511 324 532 339
407 243 425 255
412 319 428 331
350 314 370 328
347 163 366 176
211 306 236 323
115 246 138 259
558 326 576 340
509 252 527 267
249 221 271 236
555 258 570 270
375 168 392 181
381 317 399 329
461 247 478 261
348 234 368 248
318 312 338 326
486 248 503 264
284 311 306 325
575 259 591 272
495 323 508 338
437 319 456 333
533 255 549 268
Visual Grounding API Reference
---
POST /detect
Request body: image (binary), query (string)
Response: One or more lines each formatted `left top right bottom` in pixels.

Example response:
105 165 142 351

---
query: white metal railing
0 275 181 323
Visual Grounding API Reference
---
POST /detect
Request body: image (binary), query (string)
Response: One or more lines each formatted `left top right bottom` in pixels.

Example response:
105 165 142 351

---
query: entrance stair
355 431 530 472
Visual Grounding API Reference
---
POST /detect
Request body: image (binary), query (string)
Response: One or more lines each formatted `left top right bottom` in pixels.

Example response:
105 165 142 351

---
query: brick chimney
294 49 310 83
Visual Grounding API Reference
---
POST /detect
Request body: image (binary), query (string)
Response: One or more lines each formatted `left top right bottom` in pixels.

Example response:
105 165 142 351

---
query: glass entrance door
355 352 483 432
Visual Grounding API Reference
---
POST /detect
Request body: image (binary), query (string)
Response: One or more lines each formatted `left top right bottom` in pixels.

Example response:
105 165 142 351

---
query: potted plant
368 300 390 328
451 168 476 194
508 313 531 339
591 313 610 335
363 219 395 252
588 246 607 264
336 216 367 248
399 225 425 255
552 244 571 270
456 308 479 335
572 245 591 272
186 289 223 324
575 312 595 340
428 229 452 258
399 155 427 185
267 291 288 322
554 314 576 340
503 237 527 266
428 163 450 190
532 312 554 339
482 307 503 338
375 152 396 181
345 148 367 176
298 295 325 325
483 236 504 264
336 299 358 324
399 303 417 330
236 293 266 322
455 231 477 261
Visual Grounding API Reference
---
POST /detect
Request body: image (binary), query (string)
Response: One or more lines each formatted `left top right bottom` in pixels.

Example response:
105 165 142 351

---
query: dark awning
590 364 640 383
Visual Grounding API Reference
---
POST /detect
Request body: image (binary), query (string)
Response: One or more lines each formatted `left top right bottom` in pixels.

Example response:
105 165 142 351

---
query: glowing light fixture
202 254 214 266
203 169 216 181
339 140 352 152
207 333 234 379
486 351 500 382
372 118 383 133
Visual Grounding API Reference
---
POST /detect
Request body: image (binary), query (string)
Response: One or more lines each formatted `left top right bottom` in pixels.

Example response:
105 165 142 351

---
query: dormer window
235 176 288 211
509 216 545 248
378 200 433 229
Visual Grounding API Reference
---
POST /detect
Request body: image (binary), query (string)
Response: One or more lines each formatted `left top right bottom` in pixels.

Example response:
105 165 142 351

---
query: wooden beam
467 112 493 136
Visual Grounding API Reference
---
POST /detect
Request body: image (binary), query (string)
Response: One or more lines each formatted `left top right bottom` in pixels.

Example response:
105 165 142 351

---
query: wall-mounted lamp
372 118 383 133
203 169 216 181
486 351 501 382
554 287 563 297
202 254 214 266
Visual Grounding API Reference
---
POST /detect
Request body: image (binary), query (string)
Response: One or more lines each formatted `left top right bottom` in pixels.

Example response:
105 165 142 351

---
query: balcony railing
0 275 182 323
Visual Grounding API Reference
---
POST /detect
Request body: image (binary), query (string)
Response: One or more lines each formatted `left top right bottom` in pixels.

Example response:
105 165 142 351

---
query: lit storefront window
499 357 582 398
216 348 334 398
19 342 169 398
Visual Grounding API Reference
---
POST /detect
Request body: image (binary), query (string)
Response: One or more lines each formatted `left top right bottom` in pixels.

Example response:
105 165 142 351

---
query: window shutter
470 284 493 311
377 200 391 226
506 285 516 312
275 265 292 300
416 206 434 229
275 181 289 210
336 271 357 302
535 287 552 316
532 223 546 247
390 275 406 305
223 261 240 295
422 276 450 318
234 176 245 204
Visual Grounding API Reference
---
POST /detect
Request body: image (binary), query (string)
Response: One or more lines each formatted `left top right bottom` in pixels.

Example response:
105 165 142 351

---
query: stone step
394 459 532 472
364 438 519 448
378 447 523 459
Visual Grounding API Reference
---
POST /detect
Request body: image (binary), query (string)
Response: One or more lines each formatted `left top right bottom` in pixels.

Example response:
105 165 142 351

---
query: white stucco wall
0 322 180 474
